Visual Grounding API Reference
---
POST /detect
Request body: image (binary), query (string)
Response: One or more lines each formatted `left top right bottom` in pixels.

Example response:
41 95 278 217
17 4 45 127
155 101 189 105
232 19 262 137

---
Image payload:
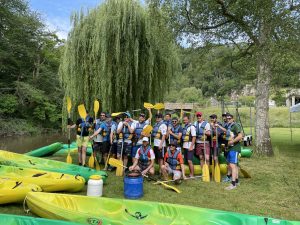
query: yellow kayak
0 165 85 192
0 179 41 204
184 164 227 175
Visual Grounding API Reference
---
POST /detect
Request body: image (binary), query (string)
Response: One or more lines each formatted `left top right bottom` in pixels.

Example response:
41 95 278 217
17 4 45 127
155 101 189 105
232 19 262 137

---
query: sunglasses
172 121 177 123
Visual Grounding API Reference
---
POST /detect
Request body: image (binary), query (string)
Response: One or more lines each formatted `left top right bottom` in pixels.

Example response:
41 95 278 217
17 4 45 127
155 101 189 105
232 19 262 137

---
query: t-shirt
135 146 155 160
164 149 184 165
154 123 167 147
117 121 134 144
227 123 242 152
132 120 150 145
194 121 211 144
182 125 196 149
76 117 93 137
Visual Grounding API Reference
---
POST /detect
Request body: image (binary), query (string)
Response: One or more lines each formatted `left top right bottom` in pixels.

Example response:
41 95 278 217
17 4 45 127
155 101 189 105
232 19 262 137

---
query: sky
27 0 103 40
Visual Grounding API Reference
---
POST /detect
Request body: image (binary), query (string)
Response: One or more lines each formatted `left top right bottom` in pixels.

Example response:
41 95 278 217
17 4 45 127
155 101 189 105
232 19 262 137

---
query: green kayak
26 192 300 225
0 150 107 182
54 146 93 156
25 142 63 157
0 213 83 225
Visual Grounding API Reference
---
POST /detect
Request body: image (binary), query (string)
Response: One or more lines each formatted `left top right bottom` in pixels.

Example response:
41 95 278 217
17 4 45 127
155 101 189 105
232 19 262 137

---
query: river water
0 133 71 154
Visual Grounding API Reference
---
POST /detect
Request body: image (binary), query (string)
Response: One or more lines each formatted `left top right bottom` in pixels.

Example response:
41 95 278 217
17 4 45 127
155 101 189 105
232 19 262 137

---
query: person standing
209 114 223 165
182 115 196 177
194 112 211 169
108 116 120 170
68 111 93 166
129 137 155 176
152 113 167 174
224 113 243 190
168 117 183 149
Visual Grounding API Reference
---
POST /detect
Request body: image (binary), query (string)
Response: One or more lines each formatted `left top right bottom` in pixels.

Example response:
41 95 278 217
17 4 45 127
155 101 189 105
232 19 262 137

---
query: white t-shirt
117 121 134 144
154 123 167 147
135 146 155 160
132 120 150 145
194 121 211 143
182 125 196 149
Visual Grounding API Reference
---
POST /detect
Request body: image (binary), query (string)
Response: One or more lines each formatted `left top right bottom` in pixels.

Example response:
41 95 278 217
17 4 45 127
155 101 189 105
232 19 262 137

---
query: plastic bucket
124 171 143 199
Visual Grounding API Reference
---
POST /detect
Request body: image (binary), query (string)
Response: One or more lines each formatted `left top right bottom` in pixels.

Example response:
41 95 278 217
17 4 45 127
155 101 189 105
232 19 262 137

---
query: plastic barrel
87 175 103 197
124 174 143 199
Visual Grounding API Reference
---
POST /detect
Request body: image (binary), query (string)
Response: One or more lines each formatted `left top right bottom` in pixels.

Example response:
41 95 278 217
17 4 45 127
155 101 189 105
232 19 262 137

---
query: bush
0 94 18 115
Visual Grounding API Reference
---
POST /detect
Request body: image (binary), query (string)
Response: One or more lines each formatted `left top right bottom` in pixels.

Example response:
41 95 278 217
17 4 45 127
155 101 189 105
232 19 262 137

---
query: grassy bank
0 128 299 221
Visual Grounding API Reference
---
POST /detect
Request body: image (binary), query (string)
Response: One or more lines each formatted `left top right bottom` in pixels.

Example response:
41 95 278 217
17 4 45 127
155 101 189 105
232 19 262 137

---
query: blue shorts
226 151 239 164
131 145 141 157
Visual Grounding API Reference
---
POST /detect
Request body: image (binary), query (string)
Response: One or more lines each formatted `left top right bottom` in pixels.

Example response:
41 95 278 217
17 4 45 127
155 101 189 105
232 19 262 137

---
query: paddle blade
240 167 251 178
109 158 124 168
94 100 100 117
144 102 154 109
153 103 165 110
66 151 72 164
214 163 221 182
95 158 101 171
88 155 95 168
67 97 72 113
202 163 210 182
112 112 124 117
142 125 153 135
159 182 181 193
78 104 87 119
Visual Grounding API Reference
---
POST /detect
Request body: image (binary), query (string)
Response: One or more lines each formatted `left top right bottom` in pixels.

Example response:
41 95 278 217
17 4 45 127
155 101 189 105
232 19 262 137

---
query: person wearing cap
209 114 223 165
131 108 152 159
194 112 211 170
152 113 167 174
161 141 186 181
68 110 93 167
224 113 243 190
129 137 155 176
182 115 196 177
117 112 134 169
168 117 183 148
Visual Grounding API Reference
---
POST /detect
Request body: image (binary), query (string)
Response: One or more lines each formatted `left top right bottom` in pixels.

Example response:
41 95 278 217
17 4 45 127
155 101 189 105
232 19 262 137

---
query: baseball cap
196 112 202 116
226 113 234 118
106 113 111 118
209 114 217 119
222 112 229 117
139 113 146 117
169 141 177 147
124 112 131 118
142 137 149 142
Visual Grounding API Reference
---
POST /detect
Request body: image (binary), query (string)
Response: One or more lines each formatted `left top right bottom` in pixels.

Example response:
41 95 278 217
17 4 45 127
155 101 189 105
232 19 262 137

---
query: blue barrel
124 174 143 199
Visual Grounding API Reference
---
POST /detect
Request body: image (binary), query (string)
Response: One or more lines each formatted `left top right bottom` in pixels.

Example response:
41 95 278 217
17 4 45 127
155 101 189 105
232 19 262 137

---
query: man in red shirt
161 141 186 181
129 137 155 176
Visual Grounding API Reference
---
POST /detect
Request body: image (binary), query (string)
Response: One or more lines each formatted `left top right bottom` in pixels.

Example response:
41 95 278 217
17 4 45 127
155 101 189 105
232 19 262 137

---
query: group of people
68 108 243 190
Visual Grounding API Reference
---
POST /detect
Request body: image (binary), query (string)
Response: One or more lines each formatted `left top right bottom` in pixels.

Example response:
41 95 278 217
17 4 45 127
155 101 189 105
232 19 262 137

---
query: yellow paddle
214 128 221 182
112 112 125 117
142 125 153 135
78 104 90 167
144 102 154 109
153 103 165 111
93 100 101 171
202 135 210 182
66 97 72 164
109 158 181 193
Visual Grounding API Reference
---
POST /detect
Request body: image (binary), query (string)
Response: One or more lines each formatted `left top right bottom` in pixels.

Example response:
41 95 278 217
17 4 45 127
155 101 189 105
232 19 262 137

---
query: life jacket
170 125 181 144
135 122 146 139
195 121 208 141
224 122 236 141
138 145 151 168
182 123 193 142
167 148 180 170
211 122 222 141
119 121 133 140
78 116 92 136
102 121 113 140
152 121 164 139
164 120 172 128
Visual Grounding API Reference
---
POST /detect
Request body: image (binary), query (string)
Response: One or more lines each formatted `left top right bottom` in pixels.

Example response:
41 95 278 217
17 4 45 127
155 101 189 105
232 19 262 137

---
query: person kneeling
161 141 186 182
129 137 155 176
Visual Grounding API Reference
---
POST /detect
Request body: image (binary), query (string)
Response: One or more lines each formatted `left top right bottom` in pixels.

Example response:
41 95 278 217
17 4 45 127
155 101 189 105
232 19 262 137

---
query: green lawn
1 128 299 222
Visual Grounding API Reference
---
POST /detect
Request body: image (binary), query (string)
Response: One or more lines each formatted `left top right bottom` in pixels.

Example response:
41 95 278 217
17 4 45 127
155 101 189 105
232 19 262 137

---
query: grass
0 128 299 222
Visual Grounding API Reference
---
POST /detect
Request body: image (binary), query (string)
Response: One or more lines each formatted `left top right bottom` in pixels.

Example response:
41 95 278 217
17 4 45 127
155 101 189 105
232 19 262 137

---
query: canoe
54 146 93 156
0 179 41 204
25 192 300 225
0 150 107 182
0 165 85 192
0 213 83 225
26 142 63 157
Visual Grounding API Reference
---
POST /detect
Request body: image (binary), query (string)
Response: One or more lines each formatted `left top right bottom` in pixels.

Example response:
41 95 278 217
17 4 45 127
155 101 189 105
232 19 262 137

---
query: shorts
195 143 210 157
100 141 110 154
166 165 182 179
92 142 102 153
112 142 118 155
137 163 150 171
154 146 165 160
131 145 141 158
117 142 132 156
226 150 239 164
76 135 89 148
183 148 194 161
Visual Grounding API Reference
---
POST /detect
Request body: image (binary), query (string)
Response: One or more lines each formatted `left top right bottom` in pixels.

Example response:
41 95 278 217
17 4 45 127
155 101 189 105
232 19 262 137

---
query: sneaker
222 176 231 182
225 184 237 190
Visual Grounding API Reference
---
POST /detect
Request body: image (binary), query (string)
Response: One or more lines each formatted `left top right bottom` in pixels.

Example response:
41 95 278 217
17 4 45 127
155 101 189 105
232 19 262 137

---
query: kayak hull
25 192 300 225
26 142 63 157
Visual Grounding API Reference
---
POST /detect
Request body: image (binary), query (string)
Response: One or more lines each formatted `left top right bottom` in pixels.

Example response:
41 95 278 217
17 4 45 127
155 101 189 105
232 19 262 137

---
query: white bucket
87 175 103 197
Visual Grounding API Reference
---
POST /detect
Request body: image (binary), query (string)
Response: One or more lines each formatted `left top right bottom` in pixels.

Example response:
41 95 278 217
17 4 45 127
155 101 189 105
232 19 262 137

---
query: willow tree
60 0 178 119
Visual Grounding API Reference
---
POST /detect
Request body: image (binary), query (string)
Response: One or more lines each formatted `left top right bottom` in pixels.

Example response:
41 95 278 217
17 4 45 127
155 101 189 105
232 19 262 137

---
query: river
0 133 73 154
